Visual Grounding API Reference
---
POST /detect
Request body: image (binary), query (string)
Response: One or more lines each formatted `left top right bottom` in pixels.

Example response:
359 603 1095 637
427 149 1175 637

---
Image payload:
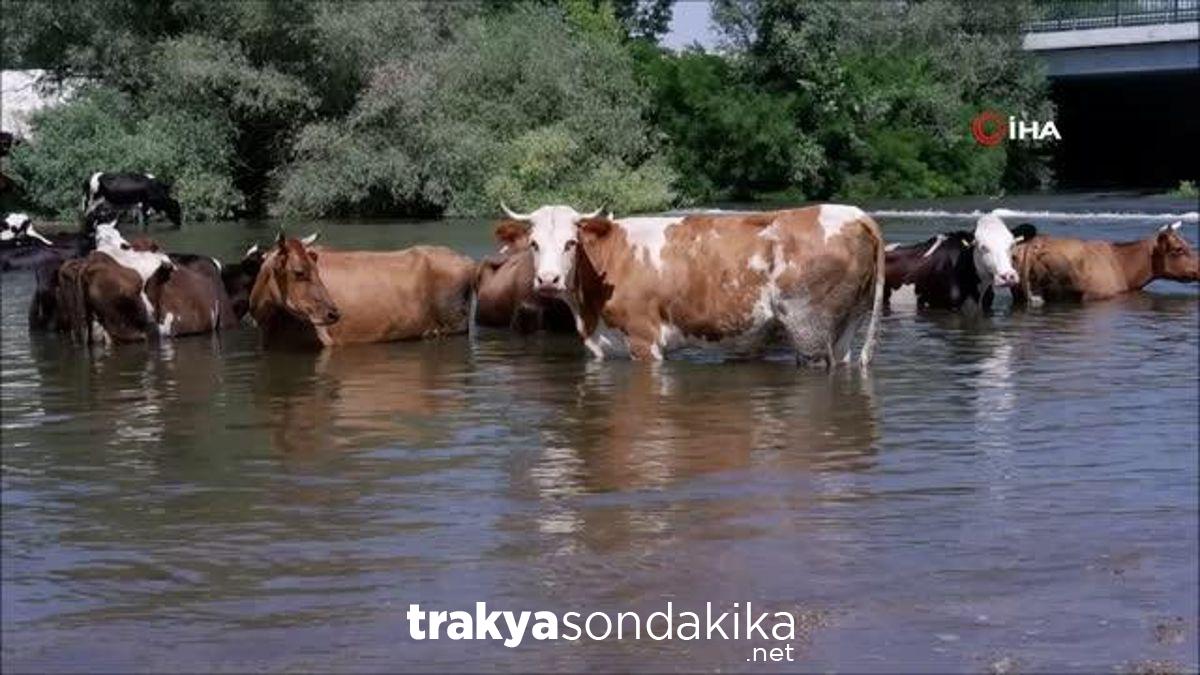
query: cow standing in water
83 172 182 228
54 223 174 344
249 234 476 348
1013 222 1199 304
475 220 575 333
507 204 885 367
2 213 80 272
884 216 1035 312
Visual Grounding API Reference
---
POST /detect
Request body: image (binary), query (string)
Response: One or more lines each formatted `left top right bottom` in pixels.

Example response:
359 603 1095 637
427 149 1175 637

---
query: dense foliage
2 0 1052 220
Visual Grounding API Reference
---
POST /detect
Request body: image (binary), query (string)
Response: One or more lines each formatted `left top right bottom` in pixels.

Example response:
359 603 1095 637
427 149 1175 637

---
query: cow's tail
859 215 886 368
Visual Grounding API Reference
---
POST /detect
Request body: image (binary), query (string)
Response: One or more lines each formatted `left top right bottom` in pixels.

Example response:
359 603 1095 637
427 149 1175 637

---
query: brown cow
127 238 238 337
250 235 476 348
475 220 575 333
509 204 885 366
1013 222 1199 304
56 252 154 344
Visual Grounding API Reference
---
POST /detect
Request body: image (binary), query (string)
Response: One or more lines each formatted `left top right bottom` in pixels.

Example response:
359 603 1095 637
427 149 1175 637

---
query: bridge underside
1050 69 1198 189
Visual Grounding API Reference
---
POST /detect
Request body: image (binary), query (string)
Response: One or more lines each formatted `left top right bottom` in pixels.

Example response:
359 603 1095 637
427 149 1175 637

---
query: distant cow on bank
83 172 182 228
1013 222 1199 304
884 216 1035 312
250 234 476 348
475 220 575 333
506 203 884 366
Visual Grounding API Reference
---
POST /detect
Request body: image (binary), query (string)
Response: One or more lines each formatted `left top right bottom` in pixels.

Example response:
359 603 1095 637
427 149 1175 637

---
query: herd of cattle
2 172 1197 366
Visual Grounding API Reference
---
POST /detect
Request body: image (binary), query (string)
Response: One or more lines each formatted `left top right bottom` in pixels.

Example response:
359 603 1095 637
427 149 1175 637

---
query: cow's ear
494 220 530 245
1010 223 1037 242
307 250 319 263
577 217 612 240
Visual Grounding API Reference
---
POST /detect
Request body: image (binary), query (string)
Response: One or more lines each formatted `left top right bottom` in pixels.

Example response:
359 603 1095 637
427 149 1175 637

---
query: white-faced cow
883 215 1035 312
83 172 182 228
504 204 885 367
475 221 575 333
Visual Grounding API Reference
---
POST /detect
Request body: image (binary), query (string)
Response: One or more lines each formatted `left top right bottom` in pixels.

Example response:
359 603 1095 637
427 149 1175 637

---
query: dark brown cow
222 245 265 322
128 238 237 336
1013 222 1199 303
55 252 154 344
475 221 574 333
512 204 885 366
249 235 475 348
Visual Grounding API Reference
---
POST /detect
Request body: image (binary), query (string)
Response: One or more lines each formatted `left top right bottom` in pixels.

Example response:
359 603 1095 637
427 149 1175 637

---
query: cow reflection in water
256 342 469 454
25 335 234 476
502 360 880 552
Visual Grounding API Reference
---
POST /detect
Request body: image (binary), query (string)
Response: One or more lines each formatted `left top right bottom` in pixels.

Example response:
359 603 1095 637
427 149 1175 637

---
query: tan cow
1013 222 1199 304
504 204 885 366
249 234 476 348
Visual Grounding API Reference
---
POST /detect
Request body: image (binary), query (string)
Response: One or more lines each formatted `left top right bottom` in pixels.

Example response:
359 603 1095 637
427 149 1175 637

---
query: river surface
2 195 1198 672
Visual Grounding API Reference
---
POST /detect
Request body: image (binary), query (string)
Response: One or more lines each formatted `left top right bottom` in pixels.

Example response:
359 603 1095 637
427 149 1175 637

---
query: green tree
634 46 822 201
275 3 676 217
711 0 1052 199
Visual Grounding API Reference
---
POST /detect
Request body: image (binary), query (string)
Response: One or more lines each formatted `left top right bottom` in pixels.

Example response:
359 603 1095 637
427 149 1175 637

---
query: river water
2 195 1197 672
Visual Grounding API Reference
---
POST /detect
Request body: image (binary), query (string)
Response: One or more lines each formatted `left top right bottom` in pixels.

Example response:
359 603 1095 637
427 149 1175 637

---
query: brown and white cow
1013 221 1200 304
249 234 476 348
53 223 174 343
125 238 238 336
506 204 885 366
475 220 575 333
56 252 155 344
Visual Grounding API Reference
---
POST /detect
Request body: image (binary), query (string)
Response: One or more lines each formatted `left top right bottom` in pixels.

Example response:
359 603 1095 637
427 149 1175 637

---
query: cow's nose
997 270 1019 287
537 273 561 287
325 308 341 324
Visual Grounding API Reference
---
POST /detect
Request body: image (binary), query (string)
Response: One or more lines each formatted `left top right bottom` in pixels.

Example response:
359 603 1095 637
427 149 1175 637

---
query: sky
661 0 722 50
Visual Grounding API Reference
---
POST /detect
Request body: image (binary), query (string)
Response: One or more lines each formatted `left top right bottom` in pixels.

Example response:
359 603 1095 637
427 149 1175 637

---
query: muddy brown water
2 203 1197 672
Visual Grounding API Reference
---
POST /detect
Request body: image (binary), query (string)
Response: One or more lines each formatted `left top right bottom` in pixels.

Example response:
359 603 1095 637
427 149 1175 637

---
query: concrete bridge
1024 1 1198 77
1022 1 1198 189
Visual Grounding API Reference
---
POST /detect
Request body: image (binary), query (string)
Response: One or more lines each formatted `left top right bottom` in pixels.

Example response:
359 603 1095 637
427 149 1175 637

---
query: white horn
300 232 320 246
580 206 605 219
500 202 531 221
25 225 53 246
245 243 260 258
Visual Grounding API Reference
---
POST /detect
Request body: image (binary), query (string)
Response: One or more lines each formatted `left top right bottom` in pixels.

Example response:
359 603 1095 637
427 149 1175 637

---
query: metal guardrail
1027 0 1199 32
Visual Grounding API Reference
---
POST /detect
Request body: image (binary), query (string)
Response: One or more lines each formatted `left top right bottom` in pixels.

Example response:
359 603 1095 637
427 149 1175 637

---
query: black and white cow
1 213 81 272
884 215 1036 312
83 172 182 228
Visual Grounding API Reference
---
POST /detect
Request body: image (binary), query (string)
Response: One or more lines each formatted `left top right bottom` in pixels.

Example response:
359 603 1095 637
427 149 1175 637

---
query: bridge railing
1027 0 1199 32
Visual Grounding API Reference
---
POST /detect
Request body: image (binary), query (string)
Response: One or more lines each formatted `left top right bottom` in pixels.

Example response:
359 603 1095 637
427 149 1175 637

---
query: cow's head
500 203 603 297
266 232 340 326
2 213 51 245
1152 222 1200 283
972 214 1029 288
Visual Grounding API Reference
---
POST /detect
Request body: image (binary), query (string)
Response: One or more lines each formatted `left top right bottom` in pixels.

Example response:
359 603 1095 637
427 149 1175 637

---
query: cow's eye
294 270 309 281
529 241 539 252
120 243 130 250
564 240 577 251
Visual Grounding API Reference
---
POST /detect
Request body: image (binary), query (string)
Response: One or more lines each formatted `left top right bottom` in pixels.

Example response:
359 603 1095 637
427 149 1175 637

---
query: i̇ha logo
971 110 1061 147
